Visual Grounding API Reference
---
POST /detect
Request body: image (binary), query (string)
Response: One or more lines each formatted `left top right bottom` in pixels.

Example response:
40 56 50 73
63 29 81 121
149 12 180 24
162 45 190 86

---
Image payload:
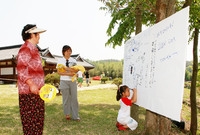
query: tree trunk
190 28 198 135
155 0 175 23
144 0 176 134
144 110 171 135
135 4 142 35
130 2 142 123
182 1 197 134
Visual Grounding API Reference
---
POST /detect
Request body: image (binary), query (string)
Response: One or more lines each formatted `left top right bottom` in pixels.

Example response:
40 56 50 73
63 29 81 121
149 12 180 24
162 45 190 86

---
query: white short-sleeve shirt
57 57 77 81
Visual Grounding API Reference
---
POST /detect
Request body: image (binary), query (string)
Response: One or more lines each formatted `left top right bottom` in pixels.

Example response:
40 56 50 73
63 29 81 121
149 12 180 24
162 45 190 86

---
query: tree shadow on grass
0 103 145 135
0 102 187 135
44 103 145 135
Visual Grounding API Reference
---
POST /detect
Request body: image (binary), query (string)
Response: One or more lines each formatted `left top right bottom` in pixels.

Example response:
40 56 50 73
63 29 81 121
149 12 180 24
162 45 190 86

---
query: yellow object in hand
71 65 85 72
57 64 85 82
71 65 85 82
57 64 66 73
39 84 57 102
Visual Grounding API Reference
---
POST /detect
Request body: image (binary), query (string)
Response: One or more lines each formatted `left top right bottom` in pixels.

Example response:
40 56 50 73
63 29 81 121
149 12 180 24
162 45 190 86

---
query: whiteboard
123 7 189 121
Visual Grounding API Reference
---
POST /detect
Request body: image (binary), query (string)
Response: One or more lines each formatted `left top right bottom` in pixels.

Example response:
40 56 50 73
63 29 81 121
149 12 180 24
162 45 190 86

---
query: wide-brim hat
25 26 46 34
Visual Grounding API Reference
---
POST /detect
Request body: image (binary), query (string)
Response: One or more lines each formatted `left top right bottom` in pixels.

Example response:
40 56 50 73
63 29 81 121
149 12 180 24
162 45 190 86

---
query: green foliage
98 0 156 48
184 81 191 89
185 70 192 81
99 0 200 51
100 77 109 83
112 77 122 89
184 61 200 84
88 59 123 79
188 0 200 42
45 72 60 87
185 61 193 81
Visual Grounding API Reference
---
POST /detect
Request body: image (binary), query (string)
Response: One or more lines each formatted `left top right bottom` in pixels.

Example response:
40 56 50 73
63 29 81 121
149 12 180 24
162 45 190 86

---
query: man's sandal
66 115 71 120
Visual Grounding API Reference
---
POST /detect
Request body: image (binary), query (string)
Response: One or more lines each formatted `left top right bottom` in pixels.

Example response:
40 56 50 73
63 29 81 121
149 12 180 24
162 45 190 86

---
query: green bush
112 78 122 89
101 77 109 84
45 72 60 87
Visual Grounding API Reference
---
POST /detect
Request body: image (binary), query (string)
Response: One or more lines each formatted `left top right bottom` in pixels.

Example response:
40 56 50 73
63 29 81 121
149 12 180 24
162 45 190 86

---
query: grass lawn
0 82 199 135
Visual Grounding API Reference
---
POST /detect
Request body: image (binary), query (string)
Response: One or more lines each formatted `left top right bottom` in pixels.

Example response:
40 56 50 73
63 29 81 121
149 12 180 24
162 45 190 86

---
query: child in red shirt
116 85 138 131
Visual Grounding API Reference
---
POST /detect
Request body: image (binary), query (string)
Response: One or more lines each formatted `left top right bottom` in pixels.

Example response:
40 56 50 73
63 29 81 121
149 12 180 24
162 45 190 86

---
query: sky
0 0 194 61
0 0 124 61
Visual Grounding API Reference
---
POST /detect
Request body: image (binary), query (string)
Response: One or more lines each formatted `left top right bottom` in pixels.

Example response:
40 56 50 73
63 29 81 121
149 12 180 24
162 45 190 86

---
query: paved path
0 83 118 95
77 83 117 91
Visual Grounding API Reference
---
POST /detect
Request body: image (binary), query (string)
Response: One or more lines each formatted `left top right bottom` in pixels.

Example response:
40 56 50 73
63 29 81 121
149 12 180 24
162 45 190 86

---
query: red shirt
121 97 132 106
17 41 44 94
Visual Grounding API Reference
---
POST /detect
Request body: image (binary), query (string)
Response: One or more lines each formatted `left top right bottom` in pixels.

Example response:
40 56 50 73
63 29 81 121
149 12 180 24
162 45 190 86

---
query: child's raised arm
131 88 137 104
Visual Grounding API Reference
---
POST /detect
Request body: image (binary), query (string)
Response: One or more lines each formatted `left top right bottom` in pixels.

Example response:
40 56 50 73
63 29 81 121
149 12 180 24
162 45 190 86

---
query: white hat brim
29 28 46 33
25 26 46 33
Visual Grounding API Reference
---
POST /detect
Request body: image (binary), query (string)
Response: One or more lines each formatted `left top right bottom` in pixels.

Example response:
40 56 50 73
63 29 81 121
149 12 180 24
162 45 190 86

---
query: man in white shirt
57 45 80 121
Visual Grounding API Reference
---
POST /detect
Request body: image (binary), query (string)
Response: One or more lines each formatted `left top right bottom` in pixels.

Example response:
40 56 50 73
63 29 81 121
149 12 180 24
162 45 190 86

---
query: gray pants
59 80 79 119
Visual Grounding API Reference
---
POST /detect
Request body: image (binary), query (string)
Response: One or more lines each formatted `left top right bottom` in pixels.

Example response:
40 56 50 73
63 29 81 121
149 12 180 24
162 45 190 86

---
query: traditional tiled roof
0 44 21 61
0 44 95 69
